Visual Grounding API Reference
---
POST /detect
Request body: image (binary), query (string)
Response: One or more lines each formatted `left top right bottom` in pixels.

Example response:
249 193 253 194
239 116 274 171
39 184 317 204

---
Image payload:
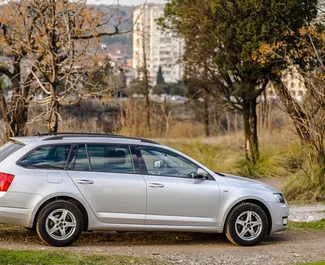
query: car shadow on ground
0 225 288 247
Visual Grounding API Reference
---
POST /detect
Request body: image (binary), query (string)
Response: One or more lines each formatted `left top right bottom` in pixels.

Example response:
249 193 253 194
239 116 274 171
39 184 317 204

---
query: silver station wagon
0 133 288 247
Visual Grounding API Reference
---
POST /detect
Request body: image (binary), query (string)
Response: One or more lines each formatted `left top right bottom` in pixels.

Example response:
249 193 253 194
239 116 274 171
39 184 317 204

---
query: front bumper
269 202 289 234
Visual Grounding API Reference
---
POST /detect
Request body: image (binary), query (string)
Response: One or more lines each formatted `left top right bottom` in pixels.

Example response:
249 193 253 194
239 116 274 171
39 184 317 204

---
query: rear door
66 143 146 225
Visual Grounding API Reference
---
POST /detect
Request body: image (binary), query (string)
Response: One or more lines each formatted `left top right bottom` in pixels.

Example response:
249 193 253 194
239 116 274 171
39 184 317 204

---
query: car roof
10 133 160 146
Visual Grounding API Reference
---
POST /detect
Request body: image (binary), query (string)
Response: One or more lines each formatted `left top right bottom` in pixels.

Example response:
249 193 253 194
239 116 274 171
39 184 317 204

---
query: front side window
139 147 198 178
87 144 134 174
18 145 71 169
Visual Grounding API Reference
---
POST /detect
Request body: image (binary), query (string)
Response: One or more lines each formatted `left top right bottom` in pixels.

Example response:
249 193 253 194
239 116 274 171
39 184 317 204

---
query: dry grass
157 128 301 180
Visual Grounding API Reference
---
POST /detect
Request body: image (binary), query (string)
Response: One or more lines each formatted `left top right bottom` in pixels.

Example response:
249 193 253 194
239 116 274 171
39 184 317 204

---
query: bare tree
255 26 325 183
0 0 131 134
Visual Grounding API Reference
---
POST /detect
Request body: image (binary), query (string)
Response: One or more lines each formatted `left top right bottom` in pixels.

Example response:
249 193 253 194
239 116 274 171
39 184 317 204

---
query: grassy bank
161 130 299 179
296 261 325 265
0 249 160 265
289 220 325 230
158 129 324 203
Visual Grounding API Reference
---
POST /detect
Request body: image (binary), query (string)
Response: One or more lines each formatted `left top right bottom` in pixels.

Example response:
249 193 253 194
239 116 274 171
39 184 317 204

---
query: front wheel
36 200 84 247
225 202 268 246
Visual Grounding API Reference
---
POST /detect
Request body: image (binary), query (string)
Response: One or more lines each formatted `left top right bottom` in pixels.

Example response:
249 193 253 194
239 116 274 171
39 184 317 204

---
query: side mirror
153 160 164 168
196 168 209 179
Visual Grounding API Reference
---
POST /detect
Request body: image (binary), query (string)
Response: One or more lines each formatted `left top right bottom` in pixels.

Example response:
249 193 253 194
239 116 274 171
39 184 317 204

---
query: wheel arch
32 196 89 232
222 198 272 235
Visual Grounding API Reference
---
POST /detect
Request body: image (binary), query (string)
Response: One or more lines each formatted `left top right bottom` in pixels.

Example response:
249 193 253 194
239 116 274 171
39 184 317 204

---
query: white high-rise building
132 4 184 85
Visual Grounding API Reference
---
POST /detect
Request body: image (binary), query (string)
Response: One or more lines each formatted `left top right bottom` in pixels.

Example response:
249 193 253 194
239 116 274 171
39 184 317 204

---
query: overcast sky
88 0 166 6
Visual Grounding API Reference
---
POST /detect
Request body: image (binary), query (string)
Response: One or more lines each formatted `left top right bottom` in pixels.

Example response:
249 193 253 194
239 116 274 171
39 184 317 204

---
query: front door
66 143 146 225
137 146 219 227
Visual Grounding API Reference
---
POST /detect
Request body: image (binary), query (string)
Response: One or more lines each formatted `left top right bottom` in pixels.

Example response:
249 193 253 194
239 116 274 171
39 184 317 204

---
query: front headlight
273 193 286 204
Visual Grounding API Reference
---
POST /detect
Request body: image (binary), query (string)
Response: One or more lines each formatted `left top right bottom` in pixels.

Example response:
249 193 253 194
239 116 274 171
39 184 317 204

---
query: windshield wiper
215 172 225 177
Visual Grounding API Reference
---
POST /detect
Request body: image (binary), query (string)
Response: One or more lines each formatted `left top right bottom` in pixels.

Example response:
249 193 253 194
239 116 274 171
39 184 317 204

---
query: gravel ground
289 204 325 222
0 228 325 265
0 204 325 264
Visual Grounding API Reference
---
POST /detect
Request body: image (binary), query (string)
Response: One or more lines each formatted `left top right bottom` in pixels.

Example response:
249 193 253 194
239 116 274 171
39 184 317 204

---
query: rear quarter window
0 141 24 163
18 144 71 170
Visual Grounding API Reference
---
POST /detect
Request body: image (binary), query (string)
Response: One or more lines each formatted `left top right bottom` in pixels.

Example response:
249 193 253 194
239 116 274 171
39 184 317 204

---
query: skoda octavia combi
0 133 288 246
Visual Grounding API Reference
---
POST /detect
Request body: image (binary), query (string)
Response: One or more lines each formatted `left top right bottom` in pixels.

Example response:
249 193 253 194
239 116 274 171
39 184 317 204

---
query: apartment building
266 66 306 102
132 4 184 85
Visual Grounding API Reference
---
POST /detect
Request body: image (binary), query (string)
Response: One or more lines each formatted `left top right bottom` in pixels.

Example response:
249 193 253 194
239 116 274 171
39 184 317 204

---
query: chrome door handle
77 179 94 184
148 183 164 188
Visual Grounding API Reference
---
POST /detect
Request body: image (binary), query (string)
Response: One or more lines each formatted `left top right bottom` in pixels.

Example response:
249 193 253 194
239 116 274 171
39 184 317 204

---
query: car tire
225 202 268 246
36 200 84 247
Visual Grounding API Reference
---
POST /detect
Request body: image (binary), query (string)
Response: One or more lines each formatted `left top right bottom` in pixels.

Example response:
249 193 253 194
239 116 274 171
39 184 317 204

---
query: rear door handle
77 179 94 185
148 183 164 188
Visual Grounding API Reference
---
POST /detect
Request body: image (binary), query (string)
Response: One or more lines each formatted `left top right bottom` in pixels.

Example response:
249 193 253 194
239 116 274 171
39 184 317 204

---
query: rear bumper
0 192 42 227
0 207 32 227
269 202 289 234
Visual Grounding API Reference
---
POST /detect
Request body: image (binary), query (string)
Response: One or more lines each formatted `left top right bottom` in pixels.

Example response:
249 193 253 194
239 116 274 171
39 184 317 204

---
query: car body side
0 138 288 235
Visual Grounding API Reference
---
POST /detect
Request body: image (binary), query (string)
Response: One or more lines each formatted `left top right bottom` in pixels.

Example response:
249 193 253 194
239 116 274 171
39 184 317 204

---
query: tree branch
0 65 13 79
72 28 131 40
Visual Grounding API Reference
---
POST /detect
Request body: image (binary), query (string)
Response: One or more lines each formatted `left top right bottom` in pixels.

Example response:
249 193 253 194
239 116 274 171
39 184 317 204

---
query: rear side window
87 144 134 174
18 145 71 170
0 141 24 163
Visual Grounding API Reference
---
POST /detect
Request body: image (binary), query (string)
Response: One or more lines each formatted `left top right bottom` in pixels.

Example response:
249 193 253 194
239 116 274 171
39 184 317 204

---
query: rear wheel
225 202 268 246
36 200 84 247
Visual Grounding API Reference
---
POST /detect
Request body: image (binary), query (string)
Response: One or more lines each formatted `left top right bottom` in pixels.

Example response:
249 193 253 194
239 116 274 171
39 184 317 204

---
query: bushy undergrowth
161 131 325 203
163 132 302 179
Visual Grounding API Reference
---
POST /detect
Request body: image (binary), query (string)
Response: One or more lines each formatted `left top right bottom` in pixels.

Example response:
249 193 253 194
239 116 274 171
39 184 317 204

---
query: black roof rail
34 132 160 145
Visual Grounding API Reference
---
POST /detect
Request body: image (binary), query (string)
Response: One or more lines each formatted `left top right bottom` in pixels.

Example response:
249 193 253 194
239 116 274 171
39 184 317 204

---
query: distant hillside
92 5 134 49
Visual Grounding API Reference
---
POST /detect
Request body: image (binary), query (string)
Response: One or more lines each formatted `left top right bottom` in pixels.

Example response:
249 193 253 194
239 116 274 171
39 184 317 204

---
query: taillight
0 172 14 192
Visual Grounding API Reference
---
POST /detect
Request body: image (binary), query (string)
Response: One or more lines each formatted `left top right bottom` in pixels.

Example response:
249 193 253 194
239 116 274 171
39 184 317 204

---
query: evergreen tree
156 65 165 86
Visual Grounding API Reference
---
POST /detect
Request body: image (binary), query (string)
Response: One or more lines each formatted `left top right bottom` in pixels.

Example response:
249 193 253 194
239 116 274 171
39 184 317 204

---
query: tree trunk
142 31 151 132
226 112 231 136
317 147 325 186
204 91 210 137
145 92 151 132
8 62 29 137
234 112 238 145
48 100 59 133
14 97 28 136
243 98 259 164
0 90 11 141
261 90 268 130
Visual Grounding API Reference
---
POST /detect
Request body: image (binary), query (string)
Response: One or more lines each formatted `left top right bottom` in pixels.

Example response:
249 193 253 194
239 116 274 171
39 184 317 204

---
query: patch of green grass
0 249 160 265
296 261 325 265
289 219 325 230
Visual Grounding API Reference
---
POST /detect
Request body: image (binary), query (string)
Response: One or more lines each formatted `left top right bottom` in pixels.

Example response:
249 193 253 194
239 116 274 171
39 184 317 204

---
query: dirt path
0 225 324 265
